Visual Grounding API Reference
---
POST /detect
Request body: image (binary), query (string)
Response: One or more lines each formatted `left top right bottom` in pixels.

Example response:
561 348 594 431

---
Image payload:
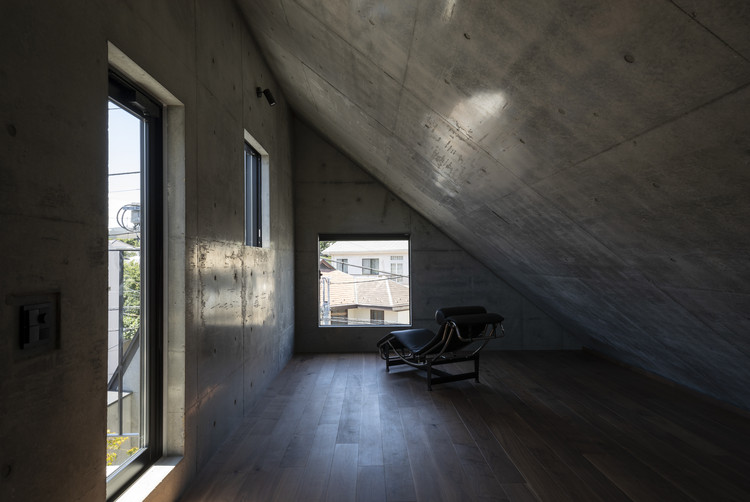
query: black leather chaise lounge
376 306 505 390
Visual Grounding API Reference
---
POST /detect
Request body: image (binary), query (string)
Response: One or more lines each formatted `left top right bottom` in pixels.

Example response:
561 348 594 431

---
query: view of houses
319 240 410 326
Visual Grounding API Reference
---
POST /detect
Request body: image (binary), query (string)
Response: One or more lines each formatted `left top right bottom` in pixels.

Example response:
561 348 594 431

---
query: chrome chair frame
377 307 505 390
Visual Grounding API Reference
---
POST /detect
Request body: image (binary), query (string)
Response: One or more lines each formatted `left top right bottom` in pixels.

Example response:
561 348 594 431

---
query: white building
323 240 409 284
319 260 410 326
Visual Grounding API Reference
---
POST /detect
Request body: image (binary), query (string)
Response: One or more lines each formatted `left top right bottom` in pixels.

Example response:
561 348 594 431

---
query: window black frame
107 70 164 501
318 233 411 328
245 143 262 247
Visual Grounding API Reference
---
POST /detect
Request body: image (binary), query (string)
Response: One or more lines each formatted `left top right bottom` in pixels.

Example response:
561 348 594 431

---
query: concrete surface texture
293 118 580 353
238 0 750 409
0 1 749 501
0 1 294 501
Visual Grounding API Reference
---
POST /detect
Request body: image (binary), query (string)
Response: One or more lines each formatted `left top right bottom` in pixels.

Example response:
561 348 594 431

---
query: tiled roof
320 268 409 310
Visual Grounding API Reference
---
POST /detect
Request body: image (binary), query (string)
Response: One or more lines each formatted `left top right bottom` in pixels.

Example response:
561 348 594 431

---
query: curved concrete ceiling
237 0 750 408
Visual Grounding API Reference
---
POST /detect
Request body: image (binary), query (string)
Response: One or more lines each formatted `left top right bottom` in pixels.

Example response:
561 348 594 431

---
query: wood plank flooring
179 352 750 501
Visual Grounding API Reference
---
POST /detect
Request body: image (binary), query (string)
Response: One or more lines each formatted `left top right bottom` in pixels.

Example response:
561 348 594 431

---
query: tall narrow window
390 262 404 283
362 258 379 275
245 143 262 247
107 71 163 500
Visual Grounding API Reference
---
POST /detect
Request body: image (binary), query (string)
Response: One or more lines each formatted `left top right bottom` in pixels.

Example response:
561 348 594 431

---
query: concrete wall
293 118 579 353
0 1 295 501
241 0 750 411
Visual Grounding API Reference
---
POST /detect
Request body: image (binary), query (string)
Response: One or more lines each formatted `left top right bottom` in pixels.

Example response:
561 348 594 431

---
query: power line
322 257 409 280
327 276 408 285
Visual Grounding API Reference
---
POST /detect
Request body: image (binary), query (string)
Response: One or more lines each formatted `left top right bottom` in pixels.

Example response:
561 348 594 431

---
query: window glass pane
245 143 262 247
390 262 404 283
107 101 144 474
319 239 410 326
362 258 379 275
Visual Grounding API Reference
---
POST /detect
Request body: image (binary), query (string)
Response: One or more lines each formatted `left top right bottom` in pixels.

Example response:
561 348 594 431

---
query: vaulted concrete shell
238 0 750 408
1 1 749 501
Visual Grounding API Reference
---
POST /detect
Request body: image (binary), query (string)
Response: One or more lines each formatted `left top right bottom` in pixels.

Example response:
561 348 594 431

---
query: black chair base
383 350 480 390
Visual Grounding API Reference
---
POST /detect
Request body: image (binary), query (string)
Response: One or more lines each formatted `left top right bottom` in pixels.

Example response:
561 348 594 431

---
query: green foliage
117 237 140 258
122 258 141 341
111 237 141 342
319 240 334 257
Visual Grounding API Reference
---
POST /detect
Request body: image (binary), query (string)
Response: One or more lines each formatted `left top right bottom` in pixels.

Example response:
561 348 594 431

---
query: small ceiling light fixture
256 87 276 106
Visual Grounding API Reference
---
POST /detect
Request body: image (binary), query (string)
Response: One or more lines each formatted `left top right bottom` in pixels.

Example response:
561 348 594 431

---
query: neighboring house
107 238 141 471
323 240 409 285
319 259 410 326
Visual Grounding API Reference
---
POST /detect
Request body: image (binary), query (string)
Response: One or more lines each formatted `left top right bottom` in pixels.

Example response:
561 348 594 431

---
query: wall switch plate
7 292 60 358
21 302 55 350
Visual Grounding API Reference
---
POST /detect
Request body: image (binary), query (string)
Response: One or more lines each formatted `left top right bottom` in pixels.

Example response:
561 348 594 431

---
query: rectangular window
319 236 410 327
390 256 403 261
245 143 262 247
362 258 379 275
107 70 163 500
391 263 405 284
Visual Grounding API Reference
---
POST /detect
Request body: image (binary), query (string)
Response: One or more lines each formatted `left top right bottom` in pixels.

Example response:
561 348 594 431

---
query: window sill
115 457 182 502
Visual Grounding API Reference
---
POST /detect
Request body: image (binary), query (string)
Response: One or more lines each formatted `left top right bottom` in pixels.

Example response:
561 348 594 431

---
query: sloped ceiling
236 0 750 408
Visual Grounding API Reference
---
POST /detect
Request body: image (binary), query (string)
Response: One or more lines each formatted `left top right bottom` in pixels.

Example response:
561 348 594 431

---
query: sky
108 101 142 233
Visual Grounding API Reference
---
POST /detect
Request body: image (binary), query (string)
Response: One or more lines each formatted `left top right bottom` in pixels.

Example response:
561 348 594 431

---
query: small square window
319 236 410 327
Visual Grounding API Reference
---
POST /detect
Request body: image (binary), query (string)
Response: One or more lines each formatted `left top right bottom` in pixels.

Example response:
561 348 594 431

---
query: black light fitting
256 87 276 106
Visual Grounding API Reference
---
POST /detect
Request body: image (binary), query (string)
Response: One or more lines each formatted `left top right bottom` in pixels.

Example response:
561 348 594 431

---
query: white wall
386 310 410 325
330 250 409 278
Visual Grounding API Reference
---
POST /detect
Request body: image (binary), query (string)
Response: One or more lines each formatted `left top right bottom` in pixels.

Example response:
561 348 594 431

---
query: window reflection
106 101 143 474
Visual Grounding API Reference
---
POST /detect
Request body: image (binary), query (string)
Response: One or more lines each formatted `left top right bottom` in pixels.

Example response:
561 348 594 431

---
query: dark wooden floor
180 352 750 501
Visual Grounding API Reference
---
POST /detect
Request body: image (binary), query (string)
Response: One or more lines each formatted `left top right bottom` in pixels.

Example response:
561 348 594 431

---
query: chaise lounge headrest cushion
435 306 486 324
